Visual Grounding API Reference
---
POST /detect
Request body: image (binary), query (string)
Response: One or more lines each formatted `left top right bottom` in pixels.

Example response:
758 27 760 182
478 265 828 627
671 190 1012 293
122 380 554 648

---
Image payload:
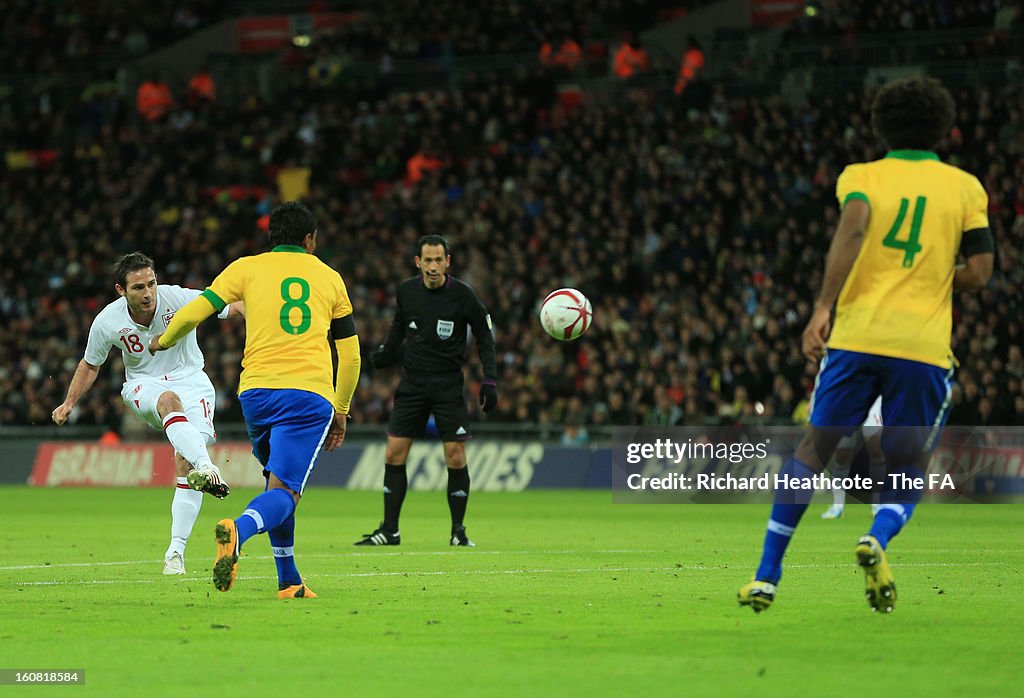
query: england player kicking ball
52 252 244 575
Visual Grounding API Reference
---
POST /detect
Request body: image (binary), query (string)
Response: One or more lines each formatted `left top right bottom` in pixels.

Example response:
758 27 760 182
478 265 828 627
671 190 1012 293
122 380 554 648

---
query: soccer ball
539 288 593 341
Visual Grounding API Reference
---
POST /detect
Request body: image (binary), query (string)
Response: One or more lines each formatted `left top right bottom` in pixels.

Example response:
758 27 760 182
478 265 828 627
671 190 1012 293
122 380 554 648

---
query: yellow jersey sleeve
333 275 354 319
963 175 989 231
202 259 249 309
836 164 869 208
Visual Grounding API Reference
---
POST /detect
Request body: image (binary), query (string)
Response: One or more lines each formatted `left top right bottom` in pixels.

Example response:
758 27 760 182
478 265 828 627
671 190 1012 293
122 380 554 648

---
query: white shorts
838 396 883 448
120 372 217 445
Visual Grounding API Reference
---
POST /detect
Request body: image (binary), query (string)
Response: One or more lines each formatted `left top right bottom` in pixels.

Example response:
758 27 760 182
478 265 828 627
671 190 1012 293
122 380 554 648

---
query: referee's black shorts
387 375 472 441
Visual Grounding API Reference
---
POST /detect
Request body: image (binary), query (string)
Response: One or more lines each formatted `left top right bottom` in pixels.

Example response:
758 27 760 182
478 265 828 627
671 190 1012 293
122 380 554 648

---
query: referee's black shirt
380 275 497 383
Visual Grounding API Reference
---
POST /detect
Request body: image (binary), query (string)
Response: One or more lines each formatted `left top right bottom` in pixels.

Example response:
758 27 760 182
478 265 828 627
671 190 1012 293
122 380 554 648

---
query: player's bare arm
953 222 996 291
953 226 995 292
953 253 994 291
52 360 101 425
803 199 870 362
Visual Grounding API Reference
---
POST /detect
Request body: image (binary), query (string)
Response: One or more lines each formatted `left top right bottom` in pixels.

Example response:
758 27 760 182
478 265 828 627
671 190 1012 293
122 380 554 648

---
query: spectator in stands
405 145 444 185
646 387 682 426
612 35 650 80
3 37 1022 432
560 419 590 446
136 73 174 122
540 33 583 73
307 43 349 88
187 65 216 106
673 36 705 95
122 24 151 56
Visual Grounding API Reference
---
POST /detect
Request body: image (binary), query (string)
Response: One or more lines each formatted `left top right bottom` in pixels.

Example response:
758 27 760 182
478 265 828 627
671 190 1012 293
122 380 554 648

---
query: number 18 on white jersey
84 285 229 383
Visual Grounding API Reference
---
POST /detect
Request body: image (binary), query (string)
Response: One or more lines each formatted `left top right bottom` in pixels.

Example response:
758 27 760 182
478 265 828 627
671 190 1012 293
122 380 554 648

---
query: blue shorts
810 349 954 446
239 388 335 494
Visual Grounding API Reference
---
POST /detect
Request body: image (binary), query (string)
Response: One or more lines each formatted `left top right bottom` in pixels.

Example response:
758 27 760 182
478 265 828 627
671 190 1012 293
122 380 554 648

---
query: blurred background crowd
1 0 1022 438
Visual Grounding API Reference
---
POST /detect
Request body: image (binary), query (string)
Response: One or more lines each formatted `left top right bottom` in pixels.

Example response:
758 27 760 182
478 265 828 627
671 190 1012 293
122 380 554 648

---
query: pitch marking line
9 561 1011 588
0 549 656 572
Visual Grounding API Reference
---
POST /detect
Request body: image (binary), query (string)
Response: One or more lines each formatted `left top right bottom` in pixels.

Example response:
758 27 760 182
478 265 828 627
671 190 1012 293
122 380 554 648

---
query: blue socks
755 457 816 584
866 462 922 549
269 514 302 587
236 488 296 548
868 506 911 549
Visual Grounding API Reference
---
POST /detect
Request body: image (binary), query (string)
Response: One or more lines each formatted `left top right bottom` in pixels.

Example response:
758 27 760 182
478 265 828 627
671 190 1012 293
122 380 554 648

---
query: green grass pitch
2 486 1021 697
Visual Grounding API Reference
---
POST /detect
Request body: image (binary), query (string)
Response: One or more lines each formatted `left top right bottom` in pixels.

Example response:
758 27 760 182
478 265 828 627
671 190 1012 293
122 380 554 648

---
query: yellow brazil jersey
829 150 988 368
201 245 353 404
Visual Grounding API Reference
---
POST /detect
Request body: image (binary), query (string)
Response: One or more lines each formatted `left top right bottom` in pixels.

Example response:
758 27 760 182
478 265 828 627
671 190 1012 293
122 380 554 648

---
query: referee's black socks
447 466 471 527
383 463 407 533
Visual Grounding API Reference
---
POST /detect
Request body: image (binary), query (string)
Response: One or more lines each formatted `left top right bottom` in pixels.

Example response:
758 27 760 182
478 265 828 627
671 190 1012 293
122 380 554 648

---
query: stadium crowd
0 0 694 79
296 0 679 61
2 10 1023 434
786 0 1016 36
0 0 227 75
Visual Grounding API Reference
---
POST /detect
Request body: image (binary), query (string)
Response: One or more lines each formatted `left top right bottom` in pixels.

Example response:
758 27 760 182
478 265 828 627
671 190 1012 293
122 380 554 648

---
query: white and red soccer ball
539 288 593 341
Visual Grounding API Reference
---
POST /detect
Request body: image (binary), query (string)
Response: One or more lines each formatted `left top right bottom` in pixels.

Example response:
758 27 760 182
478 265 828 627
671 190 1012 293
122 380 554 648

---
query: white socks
831 459 850 506
166 477 203 558
160 412 221 559
161 412 214 469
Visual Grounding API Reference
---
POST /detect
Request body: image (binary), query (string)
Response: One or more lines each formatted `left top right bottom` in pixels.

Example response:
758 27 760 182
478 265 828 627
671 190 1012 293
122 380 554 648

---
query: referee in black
355 234 498 546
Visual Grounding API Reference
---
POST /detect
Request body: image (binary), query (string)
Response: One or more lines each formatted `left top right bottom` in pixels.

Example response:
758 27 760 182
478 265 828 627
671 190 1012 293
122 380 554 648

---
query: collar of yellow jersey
272 244 307 253
886 149 940 161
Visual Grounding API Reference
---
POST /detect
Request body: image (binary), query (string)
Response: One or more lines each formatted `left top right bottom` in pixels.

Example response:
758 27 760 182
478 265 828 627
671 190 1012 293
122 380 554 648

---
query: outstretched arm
52 360 101 425
149 294 218 353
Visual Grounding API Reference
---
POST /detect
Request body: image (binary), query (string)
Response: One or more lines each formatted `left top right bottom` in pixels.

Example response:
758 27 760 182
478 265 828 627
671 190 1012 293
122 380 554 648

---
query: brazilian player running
739 77 995 613
153 202 361 598
355 234 497 547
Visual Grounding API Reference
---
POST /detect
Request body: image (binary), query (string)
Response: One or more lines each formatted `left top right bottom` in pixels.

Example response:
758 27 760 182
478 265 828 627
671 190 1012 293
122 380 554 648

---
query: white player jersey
84 284 229 383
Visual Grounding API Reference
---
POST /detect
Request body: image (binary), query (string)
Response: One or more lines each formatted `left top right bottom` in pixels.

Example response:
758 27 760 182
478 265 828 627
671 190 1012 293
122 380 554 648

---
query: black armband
330 315 357 339
960 227 995 257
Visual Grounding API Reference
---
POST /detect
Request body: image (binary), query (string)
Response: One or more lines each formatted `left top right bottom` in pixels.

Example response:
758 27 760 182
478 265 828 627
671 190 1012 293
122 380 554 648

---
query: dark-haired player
153 202 361 598
53 252 243 576
355 234 497 547
739 77 994 613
